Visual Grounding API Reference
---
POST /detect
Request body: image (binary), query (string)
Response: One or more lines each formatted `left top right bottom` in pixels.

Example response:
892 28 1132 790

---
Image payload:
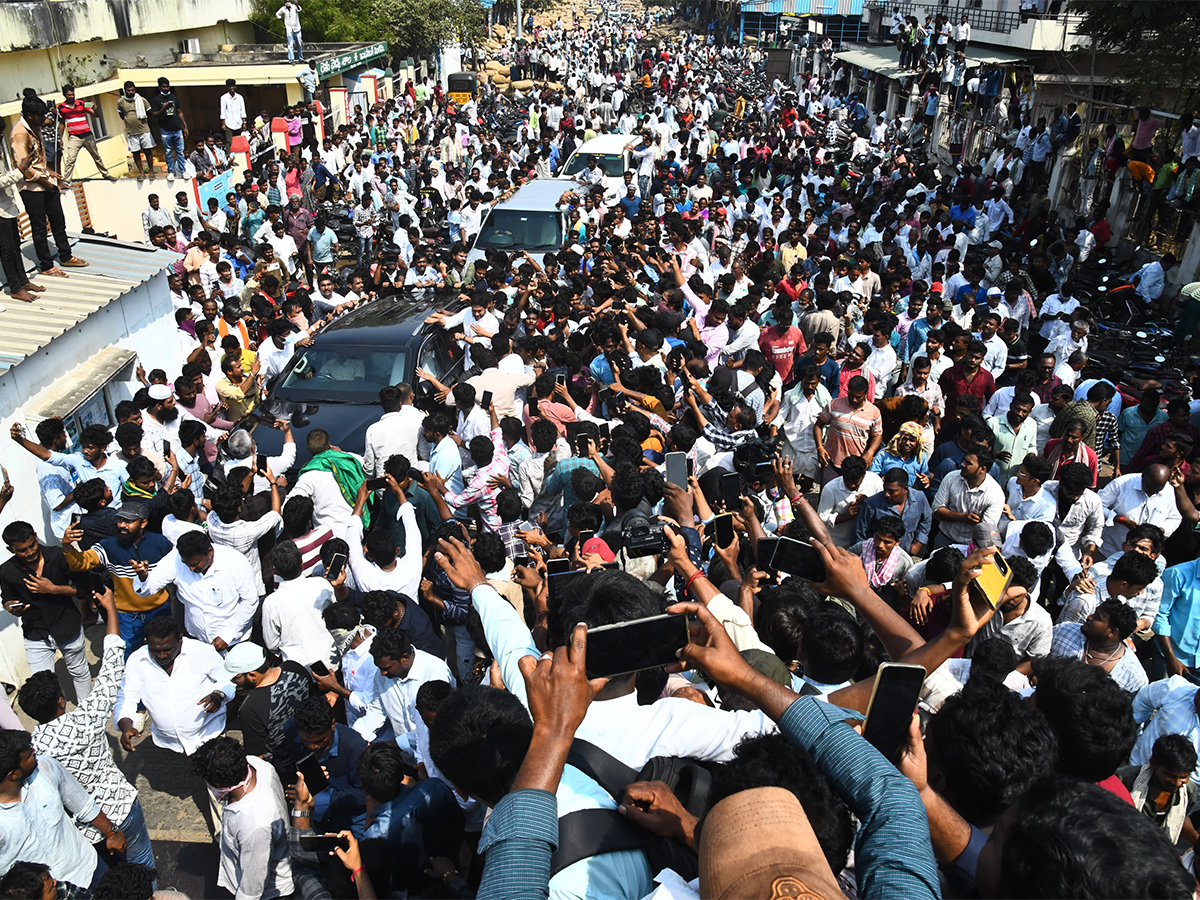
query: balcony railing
865 0 1080 35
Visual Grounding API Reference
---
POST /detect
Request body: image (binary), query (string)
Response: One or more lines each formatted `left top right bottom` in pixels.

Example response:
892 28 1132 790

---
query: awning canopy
738 0 864 13
834 43 1029 82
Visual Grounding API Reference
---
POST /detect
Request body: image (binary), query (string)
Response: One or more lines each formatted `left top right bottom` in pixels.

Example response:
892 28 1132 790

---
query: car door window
419 338 443 379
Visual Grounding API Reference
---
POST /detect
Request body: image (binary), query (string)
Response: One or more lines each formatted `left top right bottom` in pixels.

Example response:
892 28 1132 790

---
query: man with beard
140 383 182 456
60 502 173 656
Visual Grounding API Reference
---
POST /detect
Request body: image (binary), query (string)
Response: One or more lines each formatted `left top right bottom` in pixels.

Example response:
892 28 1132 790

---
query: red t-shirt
1095 774 1135 806
759 325 807 383
939 364 995 420
58 100 93 136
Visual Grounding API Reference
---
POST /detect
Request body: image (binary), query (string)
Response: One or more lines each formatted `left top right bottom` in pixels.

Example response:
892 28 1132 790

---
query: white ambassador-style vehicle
560 134 633 203
467 178 574 267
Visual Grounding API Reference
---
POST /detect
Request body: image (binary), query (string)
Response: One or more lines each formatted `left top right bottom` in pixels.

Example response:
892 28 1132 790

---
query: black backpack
548 739 709 882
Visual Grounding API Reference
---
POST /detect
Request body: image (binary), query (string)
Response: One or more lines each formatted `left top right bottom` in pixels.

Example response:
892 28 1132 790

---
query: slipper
43 267 68 278
60 257 89 268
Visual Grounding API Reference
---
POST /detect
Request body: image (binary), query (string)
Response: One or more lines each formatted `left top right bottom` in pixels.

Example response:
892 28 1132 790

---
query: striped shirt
57 100 93 136
816 397 883 469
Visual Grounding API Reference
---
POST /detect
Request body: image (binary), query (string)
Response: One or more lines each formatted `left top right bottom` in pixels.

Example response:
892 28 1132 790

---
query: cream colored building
1 0 395 180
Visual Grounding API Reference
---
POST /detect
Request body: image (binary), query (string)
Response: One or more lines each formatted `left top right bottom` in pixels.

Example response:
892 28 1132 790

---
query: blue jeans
287 29 304 61
161 130 185 177
118 604 171 659
357 233 371 266
120 799 157 871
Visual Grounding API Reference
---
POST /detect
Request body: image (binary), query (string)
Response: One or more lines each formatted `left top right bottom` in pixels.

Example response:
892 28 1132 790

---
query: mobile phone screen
585 613 690 679
364 477 390 491
721 472 742 512
713 513 734 549
480 390 493 410
299 834 349 853
770 537 827 581
576 434 592 458
755 537 780 572
163 439 172 457
546 557 571 576
549 569 586 605
325 552 347 582
255 453 267 472
752 460 774 481
665 451 688 488
599 423 611 441
861 663 927 765
296 754 329 794
577 530 596 548
310 661 330 677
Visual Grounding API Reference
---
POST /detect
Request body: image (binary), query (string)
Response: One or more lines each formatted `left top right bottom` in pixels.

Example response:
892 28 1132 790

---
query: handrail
864 0 1081 35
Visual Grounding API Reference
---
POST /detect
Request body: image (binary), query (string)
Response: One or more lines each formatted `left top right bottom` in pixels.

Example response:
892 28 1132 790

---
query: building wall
0 22 256 101
0 267 176 547
0 0 253 55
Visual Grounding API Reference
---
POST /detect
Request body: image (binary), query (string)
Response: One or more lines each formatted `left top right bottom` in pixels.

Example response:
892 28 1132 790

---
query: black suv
252 291 466 463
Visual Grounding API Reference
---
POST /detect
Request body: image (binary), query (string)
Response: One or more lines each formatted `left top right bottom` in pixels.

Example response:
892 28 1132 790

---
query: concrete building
0 0 398 182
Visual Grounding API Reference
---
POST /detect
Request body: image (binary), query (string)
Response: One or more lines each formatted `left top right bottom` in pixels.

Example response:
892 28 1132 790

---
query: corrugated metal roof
833 42 1028 81
0 236 176 374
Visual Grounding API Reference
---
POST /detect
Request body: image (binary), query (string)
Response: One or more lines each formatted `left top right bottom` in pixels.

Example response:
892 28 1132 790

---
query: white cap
148 384 173 401
222 641 266 677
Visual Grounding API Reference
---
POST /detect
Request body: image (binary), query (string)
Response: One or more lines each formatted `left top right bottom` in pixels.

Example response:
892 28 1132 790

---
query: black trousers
0 216 28 293
19 188 72 271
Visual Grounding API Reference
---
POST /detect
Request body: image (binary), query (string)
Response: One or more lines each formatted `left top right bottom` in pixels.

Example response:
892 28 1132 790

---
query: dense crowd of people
2 0 1200 898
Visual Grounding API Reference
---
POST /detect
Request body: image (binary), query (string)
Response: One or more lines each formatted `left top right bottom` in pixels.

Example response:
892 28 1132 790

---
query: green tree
1067 0 1200 110
249 0 389 44
251 0 483 56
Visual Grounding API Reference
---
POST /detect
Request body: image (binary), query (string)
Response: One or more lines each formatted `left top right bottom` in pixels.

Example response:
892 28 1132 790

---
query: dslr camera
624 517 666 558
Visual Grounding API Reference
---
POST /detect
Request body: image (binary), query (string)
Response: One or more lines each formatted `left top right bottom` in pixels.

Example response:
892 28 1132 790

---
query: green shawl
299 450 370 527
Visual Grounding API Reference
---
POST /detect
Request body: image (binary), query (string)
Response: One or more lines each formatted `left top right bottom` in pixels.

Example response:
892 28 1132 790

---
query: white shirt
932 471 1005 544
817 473 885 546
1005 477 1056 524
115 638 235 754
0 757 101 888
206 510 283 596
1044 481 1105 580
220 92 247 131
290 468 358 530
218 756 295 900
343 507 422 598
363 407 425 477
1098 474 1182 558
357 648 454 740
779 383 832 457
133 544 260 645
261 576 334 667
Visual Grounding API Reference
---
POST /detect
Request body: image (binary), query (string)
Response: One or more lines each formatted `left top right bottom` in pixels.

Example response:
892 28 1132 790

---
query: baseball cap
115 501 148 521
987 286 1002 297
223 641 267 677
581 537 616 563
930 281 943 294
147 384 173 401
700 787 847 899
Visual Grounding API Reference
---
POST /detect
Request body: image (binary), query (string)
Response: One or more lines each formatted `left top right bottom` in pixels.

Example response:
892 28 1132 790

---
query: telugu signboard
316 42 389 79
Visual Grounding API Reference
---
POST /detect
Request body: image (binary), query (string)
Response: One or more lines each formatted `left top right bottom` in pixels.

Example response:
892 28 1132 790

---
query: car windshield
475 208 562 250
276 345 410 401
563 153 625 177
